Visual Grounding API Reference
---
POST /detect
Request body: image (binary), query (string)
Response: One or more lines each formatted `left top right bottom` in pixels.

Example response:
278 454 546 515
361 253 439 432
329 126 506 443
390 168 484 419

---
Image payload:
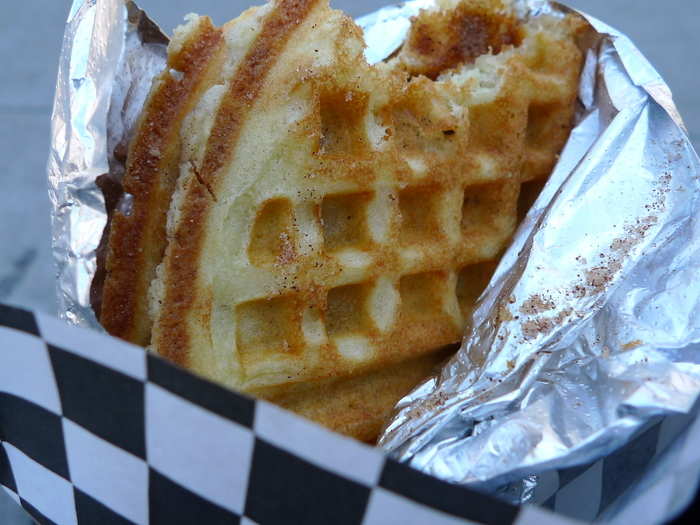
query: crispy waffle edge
153 0 323 367
99 17 224 345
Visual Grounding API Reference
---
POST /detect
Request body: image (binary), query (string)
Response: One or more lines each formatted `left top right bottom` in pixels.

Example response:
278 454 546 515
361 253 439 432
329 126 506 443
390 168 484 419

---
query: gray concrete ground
0 1 698 522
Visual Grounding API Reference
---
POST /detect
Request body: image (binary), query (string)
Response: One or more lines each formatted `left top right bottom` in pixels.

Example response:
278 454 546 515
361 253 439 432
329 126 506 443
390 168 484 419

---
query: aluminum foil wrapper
49 0 700 515
48 0 167 329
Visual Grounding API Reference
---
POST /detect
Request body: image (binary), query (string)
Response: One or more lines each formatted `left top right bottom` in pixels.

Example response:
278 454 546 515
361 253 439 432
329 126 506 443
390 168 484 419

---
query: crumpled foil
49 0 700 515
48 0 167 330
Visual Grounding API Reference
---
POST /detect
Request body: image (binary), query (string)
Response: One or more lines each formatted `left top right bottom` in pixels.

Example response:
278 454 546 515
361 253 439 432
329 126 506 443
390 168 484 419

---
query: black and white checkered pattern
0 304 525 524
0 304 696 525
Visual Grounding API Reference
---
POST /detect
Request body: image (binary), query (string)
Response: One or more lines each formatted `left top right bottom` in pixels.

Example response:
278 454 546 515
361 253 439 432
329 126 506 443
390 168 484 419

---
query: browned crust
100 19 223 345
91 173 126 320
271 346 456 443
403 2 523 79
156 0 321 365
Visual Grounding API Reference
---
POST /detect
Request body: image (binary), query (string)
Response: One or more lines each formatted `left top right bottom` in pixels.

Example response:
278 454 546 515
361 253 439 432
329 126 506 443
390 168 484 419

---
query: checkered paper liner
0 304 698 525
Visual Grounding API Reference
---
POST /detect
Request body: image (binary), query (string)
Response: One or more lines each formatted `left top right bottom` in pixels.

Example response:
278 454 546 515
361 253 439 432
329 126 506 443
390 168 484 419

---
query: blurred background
0 0 698 522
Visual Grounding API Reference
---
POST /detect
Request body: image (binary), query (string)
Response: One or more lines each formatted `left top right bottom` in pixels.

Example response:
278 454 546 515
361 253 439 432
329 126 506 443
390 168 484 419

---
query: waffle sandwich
97 0 584 441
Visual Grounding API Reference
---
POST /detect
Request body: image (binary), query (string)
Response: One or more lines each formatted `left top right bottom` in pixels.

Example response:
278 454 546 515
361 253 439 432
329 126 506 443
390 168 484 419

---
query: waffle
98 0 584 440
272 346 456 442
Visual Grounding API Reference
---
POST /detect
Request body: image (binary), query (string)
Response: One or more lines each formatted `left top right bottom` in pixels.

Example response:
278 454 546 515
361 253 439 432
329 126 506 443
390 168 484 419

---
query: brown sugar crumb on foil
622 339 644 351
512 178 668 345
584 260 622 294
610 216 659 256
514 181 666 344
576 214 660 296
564 172 668 302
522 317 553 340
521 307 574 341
409 390 450 420
495 303 514 323
520 294 555 315
569 284 587 298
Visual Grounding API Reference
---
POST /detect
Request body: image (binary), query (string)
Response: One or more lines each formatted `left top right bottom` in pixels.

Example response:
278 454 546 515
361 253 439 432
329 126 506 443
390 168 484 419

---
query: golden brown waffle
272 346 456 443
99 16 223 345
98 0 584 440
99 7 270 345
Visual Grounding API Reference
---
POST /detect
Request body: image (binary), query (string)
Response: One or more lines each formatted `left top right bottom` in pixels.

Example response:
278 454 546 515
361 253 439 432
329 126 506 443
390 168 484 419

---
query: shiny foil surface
50 0 700 513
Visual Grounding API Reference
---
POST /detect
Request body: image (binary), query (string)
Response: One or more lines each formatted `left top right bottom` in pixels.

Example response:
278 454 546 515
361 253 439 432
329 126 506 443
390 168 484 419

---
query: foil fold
49 0 700 513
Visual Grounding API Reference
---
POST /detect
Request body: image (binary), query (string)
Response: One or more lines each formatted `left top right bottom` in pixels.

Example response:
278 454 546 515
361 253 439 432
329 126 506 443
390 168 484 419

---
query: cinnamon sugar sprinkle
514 172 670 342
